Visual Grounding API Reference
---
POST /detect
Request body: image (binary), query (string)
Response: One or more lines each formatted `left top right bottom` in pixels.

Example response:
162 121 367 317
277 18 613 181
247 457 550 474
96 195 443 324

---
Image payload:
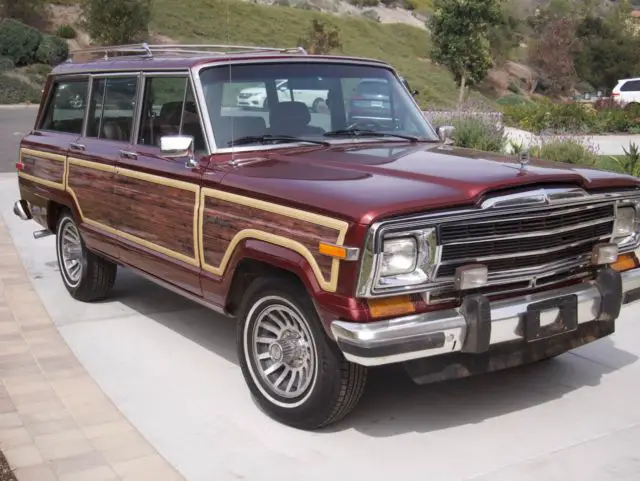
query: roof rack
68 43 308 62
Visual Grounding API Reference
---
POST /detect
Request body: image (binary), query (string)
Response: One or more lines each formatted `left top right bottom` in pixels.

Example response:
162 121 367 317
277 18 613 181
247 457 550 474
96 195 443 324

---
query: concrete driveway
2 171 640 481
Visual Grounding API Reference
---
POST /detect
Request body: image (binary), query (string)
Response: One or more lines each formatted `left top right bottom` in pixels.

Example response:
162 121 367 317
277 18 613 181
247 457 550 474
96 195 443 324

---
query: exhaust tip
13 200 31 221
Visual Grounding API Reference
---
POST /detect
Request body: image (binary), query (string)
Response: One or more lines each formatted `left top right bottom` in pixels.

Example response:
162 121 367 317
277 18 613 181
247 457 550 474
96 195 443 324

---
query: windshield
198 62 438 149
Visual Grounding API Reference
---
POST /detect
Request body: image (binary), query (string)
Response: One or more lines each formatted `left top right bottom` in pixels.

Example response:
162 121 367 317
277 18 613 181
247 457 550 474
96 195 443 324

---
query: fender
202 238 369 335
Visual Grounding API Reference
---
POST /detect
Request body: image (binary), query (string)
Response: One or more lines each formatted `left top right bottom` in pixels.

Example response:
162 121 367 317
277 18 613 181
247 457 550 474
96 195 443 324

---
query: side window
40 78 89 134
138 76 206 152
86 76 138 142
621 80 640 92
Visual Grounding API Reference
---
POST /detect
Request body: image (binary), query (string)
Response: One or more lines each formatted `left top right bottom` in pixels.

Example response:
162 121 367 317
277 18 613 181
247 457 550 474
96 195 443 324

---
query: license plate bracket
525 295 578 342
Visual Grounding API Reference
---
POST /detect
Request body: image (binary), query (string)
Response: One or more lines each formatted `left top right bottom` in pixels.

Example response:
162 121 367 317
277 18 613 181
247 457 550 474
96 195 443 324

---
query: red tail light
612 92 620 97
15 162 24 172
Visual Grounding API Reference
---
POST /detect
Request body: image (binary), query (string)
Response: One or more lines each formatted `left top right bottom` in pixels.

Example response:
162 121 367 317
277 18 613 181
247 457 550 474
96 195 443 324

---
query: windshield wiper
324 128 419 142
228 134 330 147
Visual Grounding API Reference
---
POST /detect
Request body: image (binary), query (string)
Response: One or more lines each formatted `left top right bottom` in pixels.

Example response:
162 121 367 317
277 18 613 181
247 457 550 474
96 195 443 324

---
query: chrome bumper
331 268 640 367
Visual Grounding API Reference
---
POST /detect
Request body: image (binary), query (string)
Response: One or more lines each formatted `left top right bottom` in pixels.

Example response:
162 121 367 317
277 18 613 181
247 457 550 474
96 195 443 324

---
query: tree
528 17 582 96
298 20 342 55
574 6 640 91
428 0 502 105
0 0 47 24
81 0 152 45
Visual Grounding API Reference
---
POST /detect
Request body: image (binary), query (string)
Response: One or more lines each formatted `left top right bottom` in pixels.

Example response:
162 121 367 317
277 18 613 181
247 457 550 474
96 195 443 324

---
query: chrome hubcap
60 221 82 284
252 305 315 399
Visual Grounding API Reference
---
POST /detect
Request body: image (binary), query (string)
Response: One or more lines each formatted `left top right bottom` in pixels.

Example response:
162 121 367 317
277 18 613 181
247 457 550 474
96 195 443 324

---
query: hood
239 87 266 95
217 142 640 225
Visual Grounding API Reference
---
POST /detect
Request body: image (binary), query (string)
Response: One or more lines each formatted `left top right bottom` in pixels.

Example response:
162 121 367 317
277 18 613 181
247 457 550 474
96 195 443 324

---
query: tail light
15 162 24 171
612 92 620 97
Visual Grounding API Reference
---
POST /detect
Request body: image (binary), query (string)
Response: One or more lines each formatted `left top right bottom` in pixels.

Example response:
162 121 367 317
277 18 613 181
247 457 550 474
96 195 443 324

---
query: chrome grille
436 203 615 280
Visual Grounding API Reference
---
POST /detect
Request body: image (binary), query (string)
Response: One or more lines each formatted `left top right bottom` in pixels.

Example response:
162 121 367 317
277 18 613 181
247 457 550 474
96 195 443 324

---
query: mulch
0 451 16 481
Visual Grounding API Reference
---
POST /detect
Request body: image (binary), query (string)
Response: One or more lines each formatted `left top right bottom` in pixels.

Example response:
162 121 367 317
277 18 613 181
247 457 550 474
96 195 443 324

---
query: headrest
269 101 311 129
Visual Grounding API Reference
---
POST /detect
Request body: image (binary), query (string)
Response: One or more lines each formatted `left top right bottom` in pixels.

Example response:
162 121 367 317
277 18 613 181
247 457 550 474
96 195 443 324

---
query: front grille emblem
519 150 530 171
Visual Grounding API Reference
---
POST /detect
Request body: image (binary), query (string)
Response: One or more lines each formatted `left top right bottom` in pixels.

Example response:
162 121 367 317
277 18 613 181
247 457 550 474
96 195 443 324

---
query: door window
137 76 206 153
40 78 89 134
86 76 138 142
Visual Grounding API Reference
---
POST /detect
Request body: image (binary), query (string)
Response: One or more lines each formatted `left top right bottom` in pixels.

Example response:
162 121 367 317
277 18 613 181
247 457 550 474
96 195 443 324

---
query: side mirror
411 89 419 97
160 135 198 168
436 125 455 143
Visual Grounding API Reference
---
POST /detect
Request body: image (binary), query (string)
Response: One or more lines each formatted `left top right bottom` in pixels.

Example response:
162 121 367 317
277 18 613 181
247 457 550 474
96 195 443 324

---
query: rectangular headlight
614 206 636 238
380 237 417 277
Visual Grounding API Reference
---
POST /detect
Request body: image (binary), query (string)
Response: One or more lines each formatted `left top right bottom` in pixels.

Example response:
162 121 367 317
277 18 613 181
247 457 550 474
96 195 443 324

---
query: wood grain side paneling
201 196 341 283
114 174 198 260
67 162 115 227
22 154 65 186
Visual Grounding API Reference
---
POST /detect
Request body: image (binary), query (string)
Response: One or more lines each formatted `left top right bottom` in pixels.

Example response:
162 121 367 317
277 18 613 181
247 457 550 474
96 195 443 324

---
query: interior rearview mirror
160 135 195 157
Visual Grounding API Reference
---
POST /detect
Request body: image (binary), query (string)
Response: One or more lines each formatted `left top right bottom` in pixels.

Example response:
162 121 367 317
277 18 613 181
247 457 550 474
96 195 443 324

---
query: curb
0 104 39 109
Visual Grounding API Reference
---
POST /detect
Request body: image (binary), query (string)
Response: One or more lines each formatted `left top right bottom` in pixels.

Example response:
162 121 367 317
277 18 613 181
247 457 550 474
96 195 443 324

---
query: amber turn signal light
611 253 638 272
318 242 359 261
367 295 416 318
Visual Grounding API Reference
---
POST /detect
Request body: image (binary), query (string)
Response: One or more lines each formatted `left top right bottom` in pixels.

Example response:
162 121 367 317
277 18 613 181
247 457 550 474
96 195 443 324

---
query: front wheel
56 212 117 302
237 277 367 429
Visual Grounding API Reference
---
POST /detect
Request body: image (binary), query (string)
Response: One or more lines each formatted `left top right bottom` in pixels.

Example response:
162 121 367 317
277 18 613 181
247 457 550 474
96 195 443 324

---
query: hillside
149 0 484 108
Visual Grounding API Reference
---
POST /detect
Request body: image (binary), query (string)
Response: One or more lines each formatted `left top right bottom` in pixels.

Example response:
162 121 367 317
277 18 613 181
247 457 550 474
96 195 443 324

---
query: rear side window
86 76 138 142
40 78 89 134
621 80 640 92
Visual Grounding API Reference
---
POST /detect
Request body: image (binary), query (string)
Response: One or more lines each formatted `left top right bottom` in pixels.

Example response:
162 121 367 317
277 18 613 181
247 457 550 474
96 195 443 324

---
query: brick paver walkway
0 217 184 481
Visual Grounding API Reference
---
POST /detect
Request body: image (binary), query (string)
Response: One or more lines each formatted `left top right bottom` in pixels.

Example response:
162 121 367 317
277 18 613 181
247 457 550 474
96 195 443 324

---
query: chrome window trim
356 187 640 298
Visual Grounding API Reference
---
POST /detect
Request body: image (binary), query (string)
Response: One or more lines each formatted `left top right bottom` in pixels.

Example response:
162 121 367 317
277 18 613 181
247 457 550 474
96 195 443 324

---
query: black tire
237 276 367 429
55 211 117 302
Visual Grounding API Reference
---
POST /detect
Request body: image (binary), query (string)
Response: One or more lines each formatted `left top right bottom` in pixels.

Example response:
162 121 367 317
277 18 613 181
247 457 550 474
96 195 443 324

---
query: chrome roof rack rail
68 43 308 62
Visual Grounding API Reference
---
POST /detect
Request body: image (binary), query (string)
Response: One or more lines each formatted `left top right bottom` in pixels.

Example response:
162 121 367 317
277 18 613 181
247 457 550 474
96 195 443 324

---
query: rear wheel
237 276 367 429
56 212 117 302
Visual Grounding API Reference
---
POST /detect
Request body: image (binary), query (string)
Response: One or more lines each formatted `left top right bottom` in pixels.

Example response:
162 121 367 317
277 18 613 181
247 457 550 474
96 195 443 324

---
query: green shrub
594 110 634 134
0 19 42 66
35 35 69 66
349 0 379 6
451 117 505 153
507 79 520 94
403 0 417 9
0 56 14 73
56 24 77 39
610 143 640 177
532 138 599 166
1 0 48 23
0 74 41 104
502 100 597 134
496 93 528 106
81 0 151 44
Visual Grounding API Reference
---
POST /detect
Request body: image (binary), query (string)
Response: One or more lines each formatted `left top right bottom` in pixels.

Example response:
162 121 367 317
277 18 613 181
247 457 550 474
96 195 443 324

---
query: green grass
596 155 625 173
150 0 478 108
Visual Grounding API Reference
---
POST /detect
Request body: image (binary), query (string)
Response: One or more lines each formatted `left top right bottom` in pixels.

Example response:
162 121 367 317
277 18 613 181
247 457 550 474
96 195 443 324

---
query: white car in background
611 77 640 108
236 79 328 112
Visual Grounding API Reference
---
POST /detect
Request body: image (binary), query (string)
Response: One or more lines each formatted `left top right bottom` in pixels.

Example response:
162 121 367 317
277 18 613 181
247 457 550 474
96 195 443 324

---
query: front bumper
331 267 640 367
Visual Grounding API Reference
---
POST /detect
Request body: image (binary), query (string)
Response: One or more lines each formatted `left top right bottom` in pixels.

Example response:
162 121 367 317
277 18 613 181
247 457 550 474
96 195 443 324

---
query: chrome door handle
69 143 85 151
185 157 198 169
119 150 137 160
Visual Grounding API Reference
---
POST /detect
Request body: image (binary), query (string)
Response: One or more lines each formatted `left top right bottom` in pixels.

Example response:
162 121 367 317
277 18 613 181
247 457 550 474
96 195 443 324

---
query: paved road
2 173 640 481
0 106 37 173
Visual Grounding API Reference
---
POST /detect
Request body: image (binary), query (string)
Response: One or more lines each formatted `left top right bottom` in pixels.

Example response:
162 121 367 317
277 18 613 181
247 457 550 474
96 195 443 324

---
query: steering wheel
346 119 383 131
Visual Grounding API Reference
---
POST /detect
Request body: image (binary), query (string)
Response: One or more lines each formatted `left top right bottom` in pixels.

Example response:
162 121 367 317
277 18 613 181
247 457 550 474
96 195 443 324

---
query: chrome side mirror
436 125 455 143
160 135 198 168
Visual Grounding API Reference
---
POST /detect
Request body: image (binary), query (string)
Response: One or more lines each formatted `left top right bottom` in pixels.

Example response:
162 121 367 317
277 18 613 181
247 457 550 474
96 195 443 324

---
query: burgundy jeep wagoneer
13 43 640 429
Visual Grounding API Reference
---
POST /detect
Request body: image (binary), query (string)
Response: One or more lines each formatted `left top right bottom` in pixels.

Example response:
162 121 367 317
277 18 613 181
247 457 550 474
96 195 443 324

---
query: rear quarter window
40 78 89 135
620 80 640 92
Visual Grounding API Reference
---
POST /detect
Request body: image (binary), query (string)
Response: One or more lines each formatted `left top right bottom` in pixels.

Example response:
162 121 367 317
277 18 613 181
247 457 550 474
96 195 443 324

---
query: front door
113 73 208 295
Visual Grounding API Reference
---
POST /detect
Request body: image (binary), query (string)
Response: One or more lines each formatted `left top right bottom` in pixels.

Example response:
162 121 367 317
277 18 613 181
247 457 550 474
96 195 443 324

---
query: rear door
64 73 140 259
113 72 208 295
